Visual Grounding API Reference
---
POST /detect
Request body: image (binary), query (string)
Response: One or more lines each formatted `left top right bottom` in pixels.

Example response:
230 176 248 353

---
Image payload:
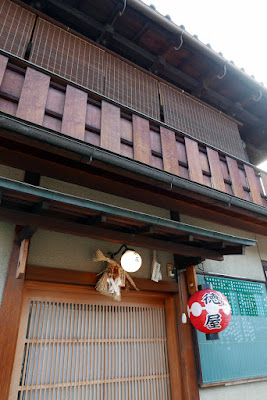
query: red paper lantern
187 289 231 334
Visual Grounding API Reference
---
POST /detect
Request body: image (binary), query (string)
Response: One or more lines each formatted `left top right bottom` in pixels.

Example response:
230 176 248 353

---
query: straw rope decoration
94 249 139 301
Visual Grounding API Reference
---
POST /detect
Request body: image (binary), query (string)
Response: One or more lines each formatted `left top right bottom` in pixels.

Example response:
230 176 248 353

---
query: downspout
0 113 267 218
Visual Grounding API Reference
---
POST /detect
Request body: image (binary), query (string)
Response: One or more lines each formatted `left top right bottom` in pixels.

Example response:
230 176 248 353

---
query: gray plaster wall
0 222 15 306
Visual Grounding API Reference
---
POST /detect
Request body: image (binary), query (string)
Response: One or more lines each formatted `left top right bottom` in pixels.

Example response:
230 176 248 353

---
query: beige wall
0 222 15 305
39 176 171 218
0 164 25 181
28 229 175 281
200 380 267 400
180 215 265 281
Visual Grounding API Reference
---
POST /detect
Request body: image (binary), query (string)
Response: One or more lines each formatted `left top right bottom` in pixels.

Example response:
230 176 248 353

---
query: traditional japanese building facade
0 1 266 399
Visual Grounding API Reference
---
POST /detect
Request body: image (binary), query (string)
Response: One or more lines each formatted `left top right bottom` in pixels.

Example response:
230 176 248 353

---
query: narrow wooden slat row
0 60 266 210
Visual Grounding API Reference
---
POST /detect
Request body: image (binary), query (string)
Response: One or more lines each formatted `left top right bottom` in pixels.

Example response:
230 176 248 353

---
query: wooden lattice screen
29 19 106 95
0 0 36 57
160 83 246 160
104 54 161 120
9 289 172 400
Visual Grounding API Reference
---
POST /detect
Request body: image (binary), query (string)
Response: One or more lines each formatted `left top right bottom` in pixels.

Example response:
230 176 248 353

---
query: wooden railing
0 53 266 209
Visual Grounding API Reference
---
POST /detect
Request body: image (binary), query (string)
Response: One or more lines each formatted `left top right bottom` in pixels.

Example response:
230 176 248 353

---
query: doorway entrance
9 282 179 399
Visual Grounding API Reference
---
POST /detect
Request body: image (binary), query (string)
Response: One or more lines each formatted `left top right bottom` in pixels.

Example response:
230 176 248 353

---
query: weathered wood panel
0 55 8 86
133 115 151 164
100 101 121 153
0 228 24 400
185 137 204 184
160 127 180 175
226 157 245 199
207 148 226 192
61 85 87 140
16 67 50 125
244 165 264 206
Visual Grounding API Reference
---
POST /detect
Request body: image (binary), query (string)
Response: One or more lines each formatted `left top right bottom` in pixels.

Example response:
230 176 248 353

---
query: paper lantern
187 289 231 334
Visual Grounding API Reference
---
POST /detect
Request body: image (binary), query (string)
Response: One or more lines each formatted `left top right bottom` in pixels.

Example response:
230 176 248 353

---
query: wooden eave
16 0 267 164
0 117 266 237
0 176 256 267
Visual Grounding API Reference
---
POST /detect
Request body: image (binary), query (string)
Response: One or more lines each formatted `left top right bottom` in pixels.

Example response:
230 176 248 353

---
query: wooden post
16 239 29 279
186 265 198 295
0 227 25 400
175 272 200 400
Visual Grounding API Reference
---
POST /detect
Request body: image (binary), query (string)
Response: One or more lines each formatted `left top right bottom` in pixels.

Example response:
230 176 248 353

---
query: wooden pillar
175 272 200 400
0 227 25 400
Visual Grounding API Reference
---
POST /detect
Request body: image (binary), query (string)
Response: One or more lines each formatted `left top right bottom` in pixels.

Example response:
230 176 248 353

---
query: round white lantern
121 250 142 273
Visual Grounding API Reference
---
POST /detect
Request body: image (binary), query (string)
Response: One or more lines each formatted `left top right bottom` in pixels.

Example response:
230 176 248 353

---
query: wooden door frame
1 264 200 400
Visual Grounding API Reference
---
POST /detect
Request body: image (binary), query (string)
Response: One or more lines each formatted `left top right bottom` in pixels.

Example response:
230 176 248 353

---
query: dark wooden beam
25 265 179 292
131 21 150 43
0 207 224 260
0 142 266 236
17 224 37 244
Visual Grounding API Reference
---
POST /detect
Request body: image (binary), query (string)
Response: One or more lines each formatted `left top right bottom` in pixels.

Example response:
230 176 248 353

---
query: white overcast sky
142 0 267 170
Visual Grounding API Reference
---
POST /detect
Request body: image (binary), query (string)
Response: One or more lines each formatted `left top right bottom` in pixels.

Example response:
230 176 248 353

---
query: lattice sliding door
9 288 172 400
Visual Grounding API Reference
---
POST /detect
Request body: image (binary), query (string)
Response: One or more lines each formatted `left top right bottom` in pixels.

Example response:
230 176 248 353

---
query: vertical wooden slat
160 127 180 175
175 273 200 400
226 156 245 199
185 137 204 184
100 101 121 153
0 55 8 86
133 115 151 164
165 297 183 400
0 227 24 400
61 85 87 140
16 67 50 125
207 148 226 192
244 165 264 205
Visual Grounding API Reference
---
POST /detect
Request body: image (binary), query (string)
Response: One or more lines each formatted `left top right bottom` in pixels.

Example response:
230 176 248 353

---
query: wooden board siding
226 157 246 199
0 55 8 86
100 101 121 153
0 0 35 57
16 67 50 125
61 85 87 141
185 138 204 184
207 148 226 192
133 115 151 164
0 56 266 213
244 165 264 206
160 127 180 175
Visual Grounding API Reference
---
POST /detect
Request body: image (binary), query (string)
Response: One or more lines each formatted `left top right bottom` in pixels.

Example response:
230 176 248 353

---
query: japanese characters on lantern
187 289 231 334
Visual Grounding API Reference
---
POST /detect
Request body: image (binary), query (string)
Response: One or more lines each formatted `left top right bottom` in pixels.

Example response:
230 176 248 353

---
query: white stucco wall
0 222 15 305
